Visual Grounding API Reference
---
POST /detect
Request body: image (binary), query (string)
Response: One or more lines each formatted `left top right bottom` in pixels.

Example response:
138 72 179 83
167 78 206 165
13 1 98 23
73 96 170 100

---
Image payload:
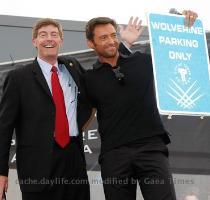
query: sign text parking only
148 13 210 116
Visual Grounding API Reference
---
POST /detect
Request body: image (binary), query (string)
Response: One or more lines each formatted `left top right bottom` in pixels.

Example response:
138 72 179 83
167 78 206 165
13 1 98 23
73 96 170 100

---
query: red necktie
51 66 70 148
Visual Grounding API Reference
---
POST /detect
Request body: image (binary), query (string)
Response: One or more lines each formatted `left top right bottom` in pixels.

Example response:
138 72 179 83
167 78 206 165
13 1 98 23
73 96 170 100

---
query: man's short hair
32 18 63 39
85 17 118 40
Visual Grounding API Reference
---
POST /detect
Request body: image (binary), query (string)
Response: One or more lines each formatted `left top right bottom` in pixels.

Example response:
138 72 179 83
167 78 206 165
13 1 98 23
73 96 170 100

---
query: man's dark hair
85 17 118 40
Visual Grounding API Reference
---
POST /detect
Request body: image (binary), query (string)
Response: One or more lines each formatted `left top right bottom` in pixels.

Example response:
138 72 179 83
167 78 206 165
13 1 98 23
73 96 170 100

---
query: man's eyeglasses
112 66 125 85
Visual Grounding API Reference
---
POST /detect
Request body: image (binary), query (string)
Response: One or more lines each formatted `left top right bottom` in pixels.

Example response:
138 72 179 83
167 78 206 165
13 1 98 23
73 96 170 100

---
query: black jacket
0 56 92 192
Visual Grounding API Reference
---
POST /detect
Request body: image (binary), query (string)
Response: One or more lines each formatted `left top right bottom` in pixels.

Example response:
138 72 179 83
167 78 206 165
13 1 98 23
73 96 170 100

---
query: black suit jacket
0 56 92 192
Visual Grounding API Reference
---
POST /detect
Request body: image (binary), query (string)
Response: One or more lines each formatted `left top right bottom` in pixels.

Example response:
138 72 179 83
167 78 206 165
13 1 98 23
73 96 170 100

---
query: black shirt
84 52 170 153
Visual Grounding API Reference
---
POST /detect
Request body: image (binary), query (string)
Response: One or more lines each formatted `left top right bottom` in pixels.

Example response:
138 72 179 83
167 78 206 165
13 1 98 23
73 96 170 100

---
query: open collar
93 53 130 70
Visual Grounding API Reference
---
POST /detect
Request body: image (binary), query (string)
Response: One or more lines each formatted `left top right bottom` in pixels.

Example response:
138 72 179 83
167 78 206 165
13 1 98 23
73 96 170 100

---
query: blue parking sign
148 13 210 116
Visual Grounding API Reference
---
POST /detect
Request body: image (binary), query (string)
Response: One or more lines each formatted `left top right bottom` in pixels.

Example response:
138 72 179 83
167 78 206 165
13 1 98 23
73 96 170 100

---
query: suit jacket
0 56 92 192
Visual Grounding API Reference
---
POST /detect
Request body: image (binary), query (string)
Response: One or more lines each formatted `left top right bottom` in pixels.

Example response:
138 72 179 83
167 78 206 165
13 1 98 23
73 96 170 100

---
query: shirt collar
37 57 63 75
93 53 130 70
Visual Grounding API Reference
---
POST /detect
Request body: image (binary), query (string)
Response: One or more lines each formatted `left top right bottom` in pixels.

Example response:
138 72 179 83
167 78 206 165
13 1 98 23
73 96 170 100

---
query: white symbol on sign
175 64 191 85
167 79 204 109
178 67 187 83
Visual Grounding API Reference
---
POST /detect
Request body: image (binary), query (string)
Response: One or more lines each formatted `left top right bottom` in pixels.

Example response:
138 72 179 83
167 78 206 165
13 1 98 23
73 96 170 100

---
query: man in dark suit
0 18 92 200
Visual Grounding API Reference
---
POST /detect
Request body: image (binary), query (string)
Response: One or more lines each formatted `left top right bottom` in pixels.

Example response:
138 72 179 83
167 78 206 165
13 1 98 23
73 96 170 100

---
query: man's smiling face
32 25 63 62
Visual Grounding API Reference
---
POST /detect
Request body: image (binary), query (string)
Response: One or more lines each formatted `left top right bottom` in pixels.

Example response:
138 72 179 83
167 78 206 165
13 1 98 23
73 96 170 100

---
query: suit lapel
32 57 80 104
32 58 54 102
58 57 80 89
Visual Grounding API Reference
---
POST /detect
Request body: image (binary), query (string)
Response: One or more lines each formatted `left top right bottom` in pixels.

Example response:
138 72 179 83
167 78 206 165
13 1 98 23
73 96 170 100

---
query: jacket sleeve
75 60 93 128
119 42 132 56
0 70 19 176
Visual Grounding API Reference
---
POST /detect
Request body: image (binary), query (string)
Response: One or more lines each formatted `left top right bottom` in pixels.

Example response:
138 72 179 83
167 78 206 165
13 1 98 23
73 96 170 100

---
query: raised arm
119 17 144 48
182 10 198 27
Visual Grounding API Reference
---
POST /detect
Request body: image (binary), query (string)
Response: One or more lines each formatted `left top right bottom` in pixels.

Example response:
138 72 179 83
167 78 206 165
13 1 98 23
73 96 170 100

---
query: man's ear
59 38 63 48
87 40 95 50
60 38 64 45
32 38 37 48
